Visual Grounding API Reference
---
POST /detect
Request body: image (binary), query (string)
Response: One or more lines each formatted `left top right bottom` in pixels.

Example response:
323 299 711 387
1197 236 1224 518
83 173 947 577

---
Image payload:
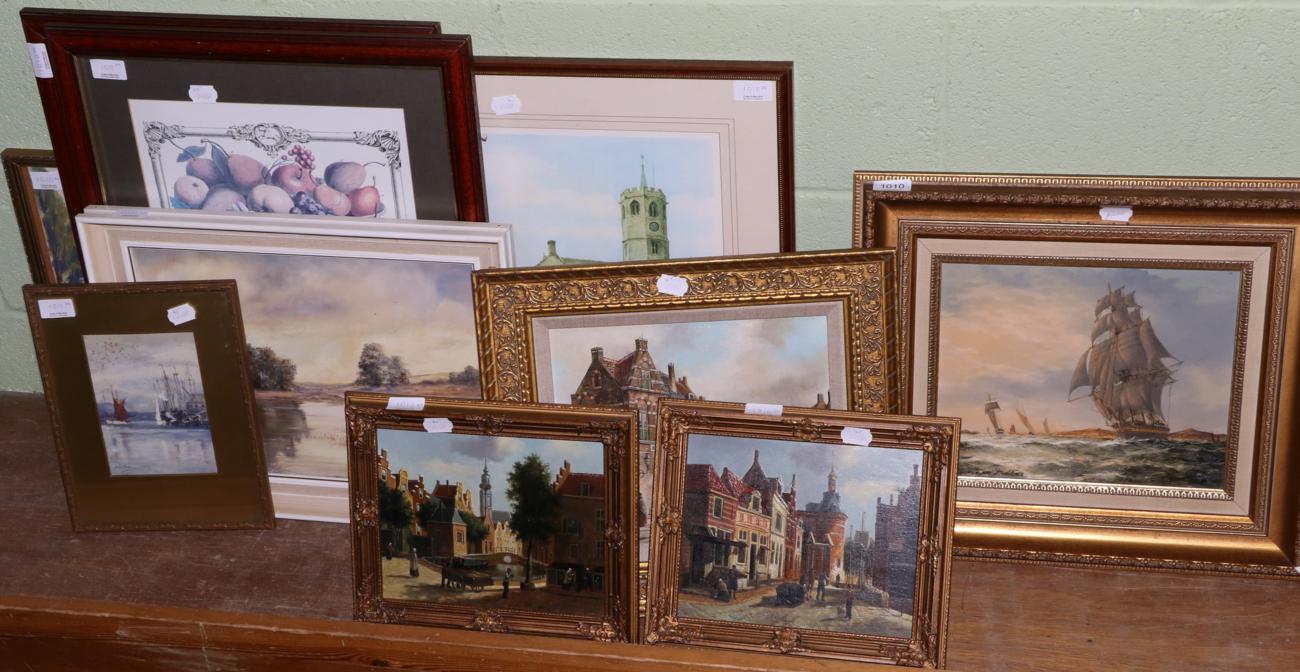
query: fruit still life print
129 100 417 219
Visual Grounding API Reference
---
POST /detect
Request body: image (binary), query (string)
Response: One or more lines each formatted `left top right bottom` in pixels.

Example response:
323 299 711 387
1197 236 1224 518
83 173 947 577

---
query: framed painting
24 280 273 531
851 170 1300 248
3 148 84 284
890 206 1300 575
347 393 638 642
474 250 896 563
645 400 956 666
76 205 513 523
21 8 485 232
474 57 793 266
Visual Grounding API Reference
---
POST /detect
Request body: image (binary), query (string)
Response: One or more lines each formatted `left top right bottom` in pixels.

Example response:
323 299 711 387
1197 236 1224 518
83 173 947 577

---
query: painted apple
347 186 381 217
226 154 266 192
313 184 351 216
270 164 316 196
173 176 209 208
324 161 367 194
185 158 222 185
201 187 247 211
249 184 294 213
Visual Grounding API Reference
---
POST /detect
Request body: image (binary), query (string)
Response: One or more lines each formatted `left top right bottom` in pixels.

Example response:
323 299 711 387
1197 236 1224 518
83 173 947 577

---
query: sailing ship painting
84 333 218 476
937 264 1240 490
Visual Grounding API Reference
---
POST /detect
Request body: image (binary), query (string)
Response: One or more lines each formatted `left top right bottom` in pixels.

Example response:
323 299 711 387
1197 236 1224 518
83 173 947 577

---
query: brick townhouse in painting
870 463 922 612
548 461 608 590
570 337 699 442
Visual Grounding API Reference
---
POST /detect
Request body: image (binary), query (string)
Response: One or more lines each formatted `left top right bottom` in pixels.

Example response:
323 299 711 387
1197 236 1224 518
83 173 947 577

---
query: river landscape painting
128 248 481 480
936 263 1240 490
85 332 217 476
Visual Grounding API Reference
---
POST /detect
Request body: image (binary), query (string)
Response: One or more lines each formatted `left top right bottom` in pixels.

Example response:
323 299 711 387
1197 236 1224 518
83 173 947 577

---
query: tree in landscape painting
246 343 297 391
415 499 443 533
355 343 411 387
379 479 413 550
447 365 479 386
506 453 561 588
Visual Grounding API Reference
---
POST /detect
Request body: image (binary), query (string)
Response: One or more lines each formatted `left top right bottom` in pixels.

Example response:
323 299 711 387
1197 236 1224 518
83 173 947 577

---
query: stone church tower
620 156 669 261
479 459 492 519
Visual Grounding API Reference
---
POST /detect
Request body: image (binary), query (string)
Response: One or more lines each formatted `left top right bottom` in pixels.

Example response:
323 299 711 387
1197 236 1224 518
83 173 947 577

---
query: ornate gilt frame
473 250 896 412
888 205 1300 575
645 400 957 667
851 170 1300 248
346 393 639 642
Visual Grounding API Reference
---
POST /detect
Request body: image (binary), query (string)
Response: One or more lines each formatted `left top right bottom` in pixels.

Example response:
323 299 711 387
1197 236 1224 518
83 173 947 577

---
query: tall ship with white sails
1068 285 1180 439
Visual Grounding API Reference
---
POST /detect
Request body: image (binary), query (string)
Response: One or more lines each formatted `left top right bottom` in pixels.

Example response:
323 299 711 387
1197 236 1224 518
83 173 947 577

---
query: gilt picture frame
75 205 512 523
474 57 794 266
474 250 897 565
346 393 638 642
24 280 273 532
645 400 956 666
21 8 485 234
889 204 1300 575
3 148 84 284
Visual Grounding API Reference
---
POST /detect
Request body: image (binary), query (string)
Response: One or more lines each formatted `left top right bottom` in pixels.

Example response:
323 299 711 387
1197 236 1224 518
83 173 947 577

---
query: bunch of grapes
288 144 315 171
289 191 330 215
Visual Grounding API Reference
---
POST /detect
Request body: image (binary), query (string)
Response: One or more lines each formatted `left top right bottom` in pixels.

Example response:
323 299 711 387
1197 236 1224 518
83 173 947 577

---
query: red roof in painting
431 484 459 499
685 464 729 493
556 472 605 498
595 352 638 384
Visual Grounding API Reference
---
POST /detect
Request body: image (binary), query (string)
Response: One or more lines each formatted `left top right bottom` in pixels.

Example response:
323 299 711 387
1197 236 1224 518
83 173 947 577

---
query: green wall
2 1 1298 391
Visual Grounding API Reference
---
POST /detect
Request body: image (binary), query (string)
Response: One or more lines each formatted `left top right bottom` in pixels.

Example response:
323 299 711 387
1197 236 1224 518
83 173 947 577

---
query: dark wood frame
346 393 639 643
20 8 486 227
475 56 796 252
645 400 957 666
23 280 273 532
3 148 81 284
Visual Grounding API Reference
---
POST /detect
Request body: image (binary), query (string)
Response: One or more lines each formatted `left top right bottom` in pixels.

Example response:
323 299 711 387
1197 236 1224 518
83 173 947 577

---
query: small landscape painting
129 99 416 218
676 434 922 638
84 332 217 476
937 263 1240 489
26 166 84 283
483 128 723 266
376 429 607 616
128 247 480 480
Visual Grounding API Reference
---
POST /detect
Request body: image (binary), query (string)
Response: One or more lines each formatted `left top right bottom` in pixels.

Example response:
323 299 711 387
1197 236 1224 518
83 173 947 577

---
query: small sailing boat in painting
153 366 209 427
1015 408 1037 435
1068 285 1181 440
104 388 130 425
984 394 1005 435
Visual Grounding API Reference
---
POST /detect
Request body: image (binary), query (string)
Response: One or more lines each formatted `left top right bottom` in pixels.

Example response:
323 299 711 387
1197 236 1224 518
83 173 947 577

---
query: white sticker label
37 298 75 319
1099 206 1134 222
188 85 218 104
385 396 425 412
27 43 52 79
423 417 454 433
840 426 874 447
166 303 197 326
733 80 774 102
29 171 61 191
873 178 913 192
656 274 689 297
491 94 522 115
744 403 784 417
113 209 148 218
89 59 127 81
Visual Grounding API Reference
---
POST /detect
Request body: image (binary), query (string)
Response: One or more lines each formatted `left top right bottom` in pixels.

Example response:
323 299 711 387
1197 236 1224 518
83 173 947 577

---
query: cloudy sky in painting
686 434 921 538
936 263 1241 434
378 429 604 516
483 128 723 264
84 332 203 412
128 248 477 384
546 313 833 409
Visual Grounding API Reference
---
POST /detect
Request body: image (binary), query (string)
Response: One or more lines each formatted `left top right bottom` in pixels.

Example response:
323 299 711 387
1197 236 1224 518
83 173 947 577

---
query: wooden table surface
0 391 1296 670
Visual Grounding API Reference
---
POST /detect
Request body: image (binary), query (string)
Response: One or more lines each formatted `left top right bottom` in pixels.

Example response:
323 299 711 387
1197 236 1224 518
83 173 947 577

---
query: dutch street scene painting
376 429 607 617
84 332 217 476
128 248 480 479
937 264 1240 489
677 434 922 638
482 128 724 266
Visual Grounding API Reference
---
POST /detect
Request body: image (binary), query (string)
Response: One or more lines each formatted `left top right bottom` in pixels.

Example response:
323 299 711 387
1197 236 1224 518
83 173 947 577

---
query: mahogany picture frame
645 400 957 666
346 393 639 643
3 148 83 284
20 8 485 228
24 280 273 532
474 57 795 262
864 177 1300 575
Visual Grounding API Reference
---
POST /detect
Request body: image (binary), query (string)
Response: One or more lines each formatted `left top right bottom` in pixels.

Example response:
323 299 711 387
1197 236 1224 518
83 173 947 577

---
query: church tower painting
620 155 669 261
479 459 492 519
